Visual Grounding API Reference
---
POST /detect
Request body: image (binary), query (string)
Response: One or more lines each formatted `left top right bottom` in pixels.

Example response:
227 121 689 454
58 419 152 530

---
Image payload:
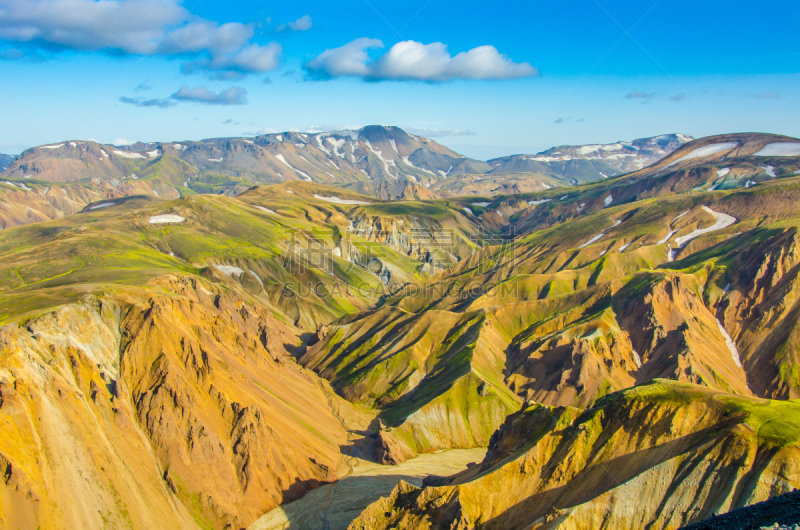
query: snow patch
208 157 223 162
114 150 146 159
365 140 394 177
215 265 244 277
90 202 114 210
657 230 678 245
147 150 160 158
673 142 738 164
717 320 742 368
528 198 552 206
462 207 474 216
149 214 185 224
313 194 369 205
249 270 264 286
672 210 690 224
604 194 614 207
753 142 800 157
254 205 276 214
674 206 736 248
579 220 622 248
716 168 730 178
472 202 491 207
760 165 776 178
40 144 64 149
315 136 331 156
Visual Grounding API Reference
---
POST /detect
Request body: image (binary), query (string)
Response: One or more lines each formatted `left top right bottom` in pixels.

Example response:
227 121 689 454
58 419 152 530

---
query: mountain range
1 129 800 530
0 128 692 231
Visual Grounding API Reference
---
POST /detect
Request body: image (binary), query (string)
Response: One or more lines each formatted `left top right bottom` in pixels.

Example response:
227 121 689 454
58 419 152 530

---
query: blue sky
0 0 797 159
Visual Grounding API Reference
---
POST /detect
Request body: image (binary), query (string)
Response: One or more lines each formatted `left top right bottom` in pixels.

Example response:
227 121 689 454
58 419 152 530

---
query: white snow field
673 142 738 164
753 143 800 157
114 150 147 159
215 265 244 277
674 206 736 248
717 319 743 368
149 214 186 224
579 220 622 248
313 194 369 205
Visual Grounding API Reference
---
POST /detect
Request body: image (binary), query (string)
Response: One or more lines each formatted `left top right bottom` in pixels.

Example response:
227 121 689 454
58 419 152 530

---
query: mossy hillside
0 192 404 324
593 379 800 449
390 371 522 454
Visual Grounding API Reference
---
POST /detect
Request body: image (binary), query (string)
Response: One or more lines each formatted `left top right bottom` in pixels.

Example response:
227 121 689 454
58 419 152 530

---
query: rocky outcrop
373 422 416 465
716 227 800 399
0 276 368 530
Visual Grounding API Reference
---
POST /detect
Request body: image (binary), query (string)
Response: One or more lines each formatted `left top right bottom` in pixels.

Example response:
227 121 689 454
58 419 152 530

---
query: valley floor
249 448 486 530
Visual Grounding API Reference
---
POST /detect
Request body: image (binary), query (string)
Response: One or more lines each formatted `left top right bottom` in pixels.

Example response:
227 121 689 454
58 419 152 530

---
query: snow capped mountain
487 133 693 184
1 130 692 200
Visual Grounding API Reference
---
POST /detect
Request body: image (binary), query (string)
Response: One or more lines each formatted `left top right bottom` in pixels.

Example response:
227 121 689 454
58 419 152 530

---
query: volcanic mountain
1 132 799 530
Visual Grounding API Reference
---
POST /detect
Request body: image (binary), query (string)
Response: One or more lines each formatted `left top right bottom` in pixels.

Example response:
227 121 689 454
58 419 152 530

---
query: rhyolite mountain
1 131 800 530
0 129 692 231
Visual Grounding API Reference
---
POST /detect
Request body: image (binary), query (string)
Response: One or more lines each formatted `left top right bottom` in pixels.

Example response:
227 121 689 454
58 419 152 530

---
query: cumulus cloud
755 92 779 99
669 93 687 102
405 127 476 137
277 15 313 32
0 0 282 75
304 38 537 82
305 37 382 78
171 85 247 105
119 96 176 108
134 82 153 92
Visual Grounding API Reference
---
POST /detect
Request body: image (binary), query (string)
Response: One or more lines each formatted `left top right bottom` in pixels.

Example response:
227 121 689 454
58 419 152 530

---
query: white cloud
171 85 247 105
0 0 281 75
305 37 382 78
405 127 476 137
277 15 313 32
112 139 134 146
208 42 282 73
304 38 538 82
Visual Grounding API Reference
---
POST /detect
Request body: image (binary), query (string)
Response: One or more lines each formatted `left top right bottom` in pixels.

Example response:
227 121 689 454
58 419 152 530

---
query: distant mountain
0 130 692 205
0 153 15 171
487 133 694 184
1 127 478 200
